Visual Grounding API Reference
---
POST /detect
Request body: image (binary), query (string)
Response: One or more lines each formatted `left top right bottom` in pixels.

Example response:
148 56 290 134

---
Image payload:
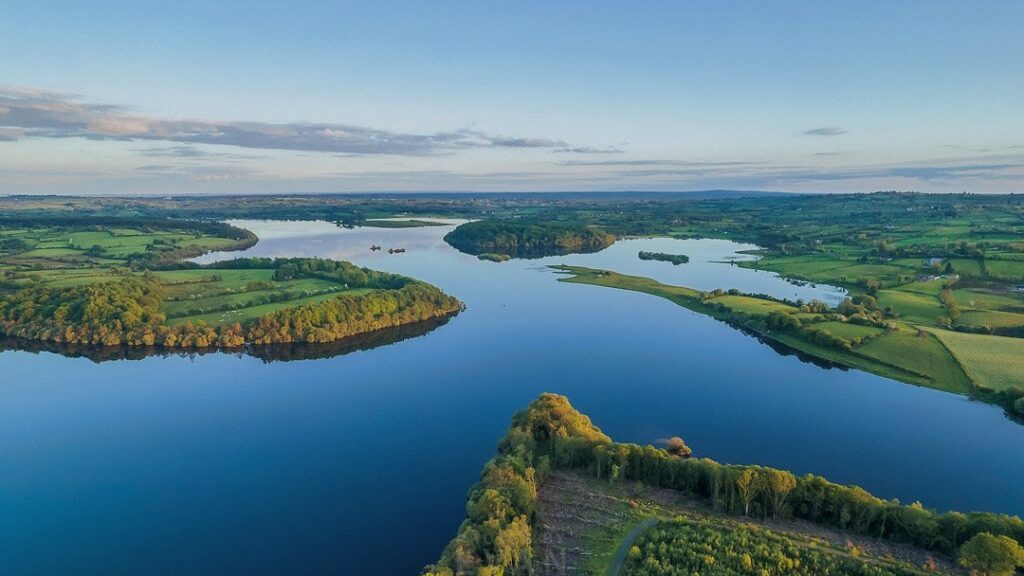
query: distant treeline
0 216 258 266
424 394 1024 575
0 216 252 238
0 258 462 348
639 251 689 265
444 219 615 258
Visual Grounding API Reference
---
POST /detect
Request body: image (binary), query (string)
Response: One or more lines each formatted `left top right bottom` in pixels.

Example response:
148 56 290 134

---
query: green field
708 294 797 316
876 289 946 325
959 309 1024 329
814 321 885 340
925 328 1024 392
952 288 1024 310
854 329 972 393
0 221 306 329
166 290 368 327
1 226 241 263
155 269 359 326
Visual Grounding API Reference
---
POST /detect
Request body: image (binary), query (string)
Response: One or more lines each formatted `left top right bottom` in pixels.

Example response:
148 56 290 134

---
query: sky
1 1 1022 195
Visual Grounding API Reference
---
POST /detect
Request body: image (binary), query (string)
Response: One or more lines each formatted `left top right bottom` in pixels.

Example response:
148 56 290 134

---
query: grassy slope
876 289 947 325
923 327 1024 392
554 266 973 394
815 321 885 340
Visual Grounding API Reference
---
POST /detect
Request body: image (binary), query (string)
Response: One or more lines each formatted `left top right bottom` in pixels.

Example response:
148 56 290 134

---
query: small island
444 219 615 259
477 252 511 262
638 250 689 265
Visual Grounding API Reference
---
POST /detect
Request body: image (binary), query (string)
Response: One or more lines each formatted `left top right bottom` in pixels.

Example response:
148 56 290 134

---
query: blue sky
2 1 1022 194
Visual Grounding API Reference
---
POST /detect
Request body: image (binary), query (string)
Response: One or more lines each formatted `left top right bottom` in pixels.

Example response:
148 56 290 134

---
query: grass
980 259 1024 281
854 329 972 394
952 288 1023 311
958 309 1024 329
924 328 1024 392
815 321 885 340
876 289 946 325
151 269 373 327
749 255 914 287
709 294 797 316
580 505 655 574
166 290 369 327
0 225 247 280
895 279 946 296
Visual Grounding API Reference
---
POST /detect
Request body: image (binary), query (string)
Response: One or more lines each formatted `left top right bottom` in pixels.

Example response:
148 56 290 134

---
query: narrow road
606 517 659 576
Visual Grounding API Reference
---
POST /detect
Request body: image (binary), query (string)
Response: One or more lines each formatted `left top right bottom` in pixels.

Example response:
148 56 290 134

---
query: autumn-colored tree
958 533 1024 576
666 436 692 459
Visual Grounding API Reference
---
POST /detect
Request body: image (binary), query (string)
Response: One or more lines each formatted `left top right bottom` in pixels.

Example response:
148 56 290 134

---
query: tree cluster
444 220 615 258
638 251 690 265
624 521 928 576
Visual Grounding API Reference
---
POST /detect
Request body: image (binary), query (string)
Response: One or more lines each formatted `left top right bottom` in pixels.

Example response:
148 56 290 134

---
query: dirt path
605 518 657 576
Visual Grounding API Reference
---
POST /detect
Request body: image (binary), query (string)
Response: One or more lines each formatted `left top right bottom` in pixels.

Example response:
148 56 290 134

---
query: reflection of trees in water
725 322 847 371
0 315 454 364
754 333 847 371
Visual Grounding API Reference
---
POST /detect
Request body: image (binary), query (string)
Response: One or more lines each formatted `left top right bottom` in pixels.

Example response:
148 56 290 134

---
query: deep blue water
3 220 1023 575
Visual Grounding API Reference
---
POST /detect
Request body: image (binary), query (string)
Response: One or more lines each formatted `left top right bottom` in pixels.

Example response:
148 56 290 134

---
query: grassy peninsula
444 219 615 259
552 265 1024 417
0 219 462 350
426 394 1024 576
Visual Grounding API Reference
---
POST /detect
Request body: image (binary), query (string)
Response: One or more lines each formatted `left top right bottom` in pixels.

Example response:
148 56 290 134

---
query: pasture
925 328 1024 392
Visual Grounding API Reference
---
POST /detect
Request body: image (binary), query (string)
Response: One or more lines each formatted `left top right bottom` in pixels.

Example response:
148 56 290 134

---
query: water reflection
7 219 1024 576
192 218 469 265
0 316 455 364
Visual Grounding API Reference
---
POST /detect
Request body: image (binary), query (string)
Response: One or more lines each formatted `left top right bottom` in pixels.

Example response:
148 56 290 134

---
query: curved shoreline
0 220 464 354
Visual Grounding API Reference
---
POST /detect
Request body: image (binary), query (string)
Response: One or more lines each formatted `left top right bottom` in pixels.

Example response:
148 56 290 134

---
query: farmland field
876 289 946 325
924 328 1024 392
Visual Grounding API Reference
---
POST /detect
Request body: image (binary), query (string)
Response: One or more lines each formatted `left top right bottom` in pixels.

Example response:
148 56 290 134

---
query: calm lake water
3 220 1023 575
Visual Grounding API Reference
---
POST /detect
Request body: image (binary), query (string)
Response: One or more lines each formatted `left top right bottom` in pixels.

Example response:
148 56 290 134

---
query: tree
494 515 531 569
666 436 692 459
958 532 1024 576
273 262 298 280
764 468 797 519
735 468 762 516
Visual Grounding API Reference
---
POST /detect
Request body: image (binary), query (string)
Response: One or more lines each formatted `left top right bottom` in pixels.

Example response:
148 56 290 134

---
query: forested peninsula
425 394 1024 576
443 219 615 259
0 220 462 350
